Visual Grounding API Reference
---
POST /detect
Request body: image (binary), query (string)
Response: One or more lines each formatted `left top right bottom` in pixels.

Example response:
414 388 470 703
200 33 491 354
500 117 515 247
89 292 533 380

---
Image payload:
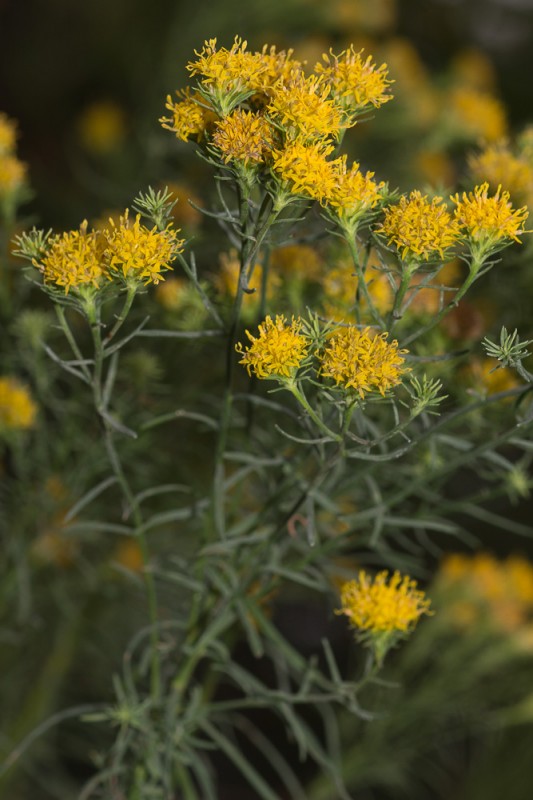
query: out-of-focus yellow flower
450 48 497 93
321 255 393 321
214 248 280 312
112 538 144 574
468 142 533 205
448 86 507 142
270 243 324 282
236 314 310 380
377 191 461 263
415 149 456 189
0 112 18 155
328 0 397 35
463 357 518 397
155 276 188 311
105 211 184 285
31 520 78 569
0 377 37 431
319 326 407 397
0 154 27 198
163 182 203 230
77 100 127 154
438 552 533 634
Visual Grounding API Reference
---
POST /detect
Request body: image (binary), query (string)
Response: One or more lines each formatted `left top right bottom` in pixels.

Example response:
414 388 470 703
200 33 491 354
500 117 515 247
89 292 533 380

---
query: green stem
347 237 383 328
288 381 342 442
103 284 137 346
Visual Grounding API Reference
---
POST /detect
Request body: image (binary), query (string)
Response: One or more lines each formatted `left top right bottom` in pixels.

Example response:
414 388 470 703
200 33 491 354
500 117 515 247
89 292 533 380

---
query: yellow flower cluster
235 314 310 379
212 109 275 166
327 157 385 232
161 36 393 201
338 570 432 635
377 191 461 263
451 182 529 248
37 215 184 293
0 377 37 431
320 326 407 397
0 111 26 199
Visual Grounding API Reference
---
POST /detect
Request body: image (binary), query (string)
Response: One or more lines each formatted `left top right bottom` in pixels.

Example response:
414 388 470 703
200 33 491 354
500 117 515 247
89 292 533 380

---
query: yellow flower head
212 109 275 166
325 156 385 231
319 326 407 397
377 191 461 263
186 37 261 112
448 87 507 143
338 570 432 635
451 182 529 248
236 314 310 380
0 154 27 197
105 211 184 285
314 46 393 115
0 112 18 155
272 140 336 204
38 221 106 293
250 45 302 96
0 377 37 431
267 72 343 142
160 88 216 142
468 143 533 204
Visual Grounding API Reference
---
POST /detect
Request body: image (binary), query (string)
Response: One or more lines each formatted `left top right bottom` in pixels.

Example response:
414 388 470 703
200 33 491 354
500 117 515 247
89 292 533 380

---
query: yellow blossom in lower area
325 157 385 231
0 154 27 197
272 140 336 204
337 570 432 663
105 212 184 285
448 86 507 142
236 314 310 379
160 89 216 142
376 191 461 263
212 109 275 166
451 183 529 249
468 143 533 205
38 221 106 293
0 112 18 155
314 46 393 115
319 326 407 397
0 377 37 430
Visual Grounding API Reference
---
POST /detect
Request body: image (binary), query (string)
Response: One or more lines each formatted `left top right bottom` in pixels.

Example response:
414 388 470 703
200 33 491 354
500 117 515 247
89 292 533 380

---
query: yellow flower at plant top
377 191 461 263
160 88 216 142
314 46 393 116
272 140 336 204
451 183 529 252
186 37 263 113
337 570 432 663
105 211 184 285
236 314 310 380
0 112 17 155
249 45 302 96
448 86 507 142
0 154 27 198
0 377 37 431
267 72 343 142
212 109 275 166
320 326 406 397
325 156 385 233
38 221 106 293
